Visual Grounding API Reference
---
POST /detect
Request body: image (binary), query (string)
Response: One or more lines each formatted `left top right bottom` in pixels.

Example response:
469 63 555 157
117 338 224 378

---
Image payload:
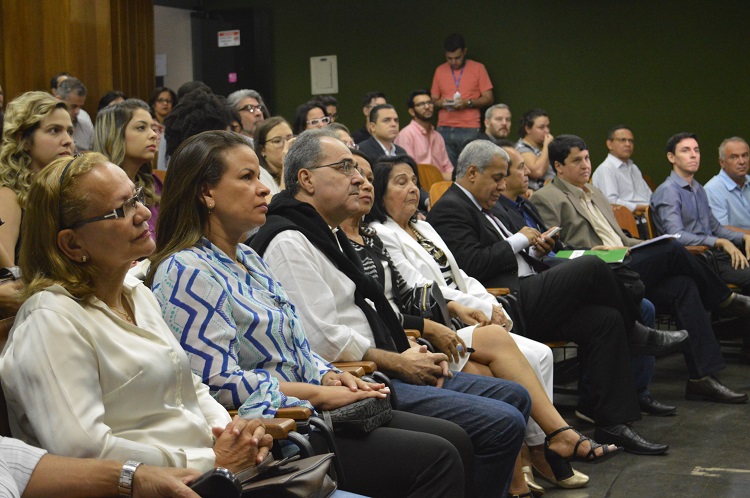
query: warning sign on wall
218 30 240 47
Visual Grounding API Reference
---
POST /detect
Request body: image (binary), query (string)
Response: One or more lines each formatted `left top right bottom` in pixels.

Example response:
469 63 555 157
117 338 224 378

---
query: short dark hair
444 33 465 52
177 81 212 100
97 90 127 112
50 72 71 91
313 94 338 107
292 101 328 135
369 103 395 123
149 87 178 111
548 135 588 171
606 124 633 141
518 109 548 138
666 132 698 154
368 154 421 223
495 139 516 148
362 91 386 108
407 90 431 109
164 90 234 157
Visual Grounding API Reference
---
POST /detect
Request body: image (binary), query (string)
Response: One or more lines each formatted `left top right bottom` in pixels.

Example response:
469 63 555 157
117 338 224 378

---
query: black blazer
494 195 566 253
358 137 407 164
426 183 522 295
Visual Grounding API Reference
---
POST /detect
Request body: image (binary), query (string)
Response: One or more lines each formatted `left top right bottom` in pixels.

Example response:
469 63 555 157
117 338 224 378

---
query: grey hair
284 128 339 195
718 136 749 161
57 77 87 99
456 140 510 179
484 103 510 121
226 89 269 119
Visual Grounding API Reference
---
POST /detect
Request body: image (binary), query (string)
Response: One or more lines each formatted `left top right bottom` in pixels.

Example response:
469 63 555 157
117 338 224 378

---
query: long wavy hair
20 153 107 301
146 130 250 287
93 99 159 207
0 91 69 207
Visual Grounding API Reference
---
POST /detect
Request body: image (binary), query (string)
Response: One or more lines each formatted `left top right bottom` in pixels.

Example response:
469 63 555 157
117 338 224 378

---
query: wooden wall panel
0 0 154 116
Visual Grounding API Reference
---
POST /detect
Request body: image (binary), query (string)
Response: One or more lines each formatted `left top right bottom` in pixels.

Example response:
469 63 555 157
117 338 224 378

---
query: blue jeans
437 126 480 167
392 371 530 498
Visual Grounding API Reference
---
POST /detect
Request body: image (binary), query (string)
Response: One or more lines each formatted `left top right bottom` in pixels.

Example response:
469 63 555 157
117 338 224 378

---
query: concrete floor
540 348 750 497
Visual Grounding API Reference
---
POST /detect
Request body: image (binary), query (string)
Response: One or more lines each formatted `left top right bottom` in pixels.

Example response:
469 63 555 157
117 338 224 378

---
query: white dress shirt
0 437 46 497
592 153 652 212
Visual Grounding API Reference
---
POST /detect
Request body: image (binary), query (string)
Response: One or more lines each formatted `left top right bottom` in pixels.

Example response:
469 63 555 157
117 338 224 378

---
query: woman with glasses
147 130 473 498
253 117 295 197
292 101 330 135
94 99 160 239
1 152 274 475
149 87 177 126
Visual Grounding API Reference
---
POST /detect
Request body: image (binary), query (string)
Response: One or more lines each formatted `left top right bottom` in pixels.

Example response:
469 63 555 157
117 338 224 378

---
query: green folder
555 249 627 263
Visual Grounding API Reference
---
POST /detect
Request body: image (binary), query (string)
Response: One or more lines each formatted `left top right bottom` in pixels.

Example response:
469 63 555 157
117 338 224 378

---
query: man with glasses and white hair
227 89 270 144
395 90 453 180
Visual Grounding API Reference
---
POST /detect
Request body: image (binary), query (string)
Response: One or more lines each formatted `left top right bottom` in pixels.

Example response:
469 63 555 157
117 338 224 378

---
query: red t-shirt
431 59 493 128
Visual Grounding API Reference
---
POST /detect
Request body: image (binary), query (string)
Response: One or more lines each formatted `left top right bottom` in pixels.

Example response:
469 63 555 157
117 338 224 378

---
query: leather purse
409 280 453 329
238 454 337 498
322 395 392 434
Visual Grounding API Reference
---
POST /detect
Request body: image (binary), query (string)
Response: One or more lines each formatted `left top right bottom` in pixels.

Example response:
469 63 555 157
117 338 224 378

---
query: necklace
110 305 133 323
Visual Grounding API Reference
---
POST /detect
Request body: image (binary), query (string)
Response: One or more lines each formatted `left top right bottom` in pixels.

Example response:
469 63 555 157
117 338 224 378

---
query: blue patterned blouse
151 238 334 418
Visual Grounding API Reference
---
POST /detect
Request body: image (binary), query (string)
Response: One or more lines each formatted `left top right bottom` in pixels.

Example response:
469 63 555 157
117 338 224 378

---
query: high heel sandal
544 425 622 480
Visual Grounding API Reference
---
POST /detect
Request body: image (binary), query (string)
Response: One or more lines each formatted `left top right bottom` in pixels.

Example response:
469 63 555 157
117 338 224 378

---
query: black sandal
544 425 622 480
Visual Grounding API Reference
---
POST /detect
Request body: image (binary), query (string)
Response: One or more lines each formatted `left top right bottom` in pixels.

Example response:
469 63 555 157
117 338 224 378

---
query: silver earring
81 255 89 263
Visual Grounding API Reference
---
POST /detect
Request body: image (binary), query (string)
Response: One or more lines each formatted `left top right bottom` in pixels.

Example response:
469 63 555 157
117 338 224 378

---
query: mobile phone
189 467 242 498
545 226 561 238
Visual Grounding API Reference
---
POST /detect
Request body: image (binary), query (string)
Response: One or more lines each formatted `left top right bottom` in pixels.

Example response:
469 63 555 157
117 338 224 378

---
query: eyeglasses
306 159 363 177
239 104 263 114
328 113 338 120
413 101 434 109
265 134 296 148
306 116 331 126
156 98 173 104
65 186 145 230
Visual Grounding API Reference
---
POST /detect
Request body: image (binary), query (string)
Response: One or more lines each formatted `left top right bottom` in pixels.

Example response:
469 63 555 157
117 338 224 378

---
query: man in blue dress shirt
704 137 750 233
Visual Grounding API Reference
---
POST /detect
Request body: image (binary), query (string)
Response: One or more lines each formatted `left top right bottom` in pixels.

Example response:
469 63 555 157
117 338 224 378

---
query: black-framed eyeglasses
65 186 145 230
414 100 434 108
239 104 263 114
306 116 331 126
306 159 363 177
265 135 296 148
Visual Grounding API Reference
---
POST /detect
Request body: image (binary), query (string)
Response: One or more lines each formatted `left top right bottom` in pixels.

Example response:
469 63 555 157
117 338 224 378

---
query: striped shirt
0 437 46 497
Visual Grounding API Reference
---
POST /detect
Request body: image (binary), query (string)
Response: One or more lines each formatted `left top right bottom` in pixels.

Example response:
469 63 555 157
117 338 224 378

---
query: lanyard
451 65 465 91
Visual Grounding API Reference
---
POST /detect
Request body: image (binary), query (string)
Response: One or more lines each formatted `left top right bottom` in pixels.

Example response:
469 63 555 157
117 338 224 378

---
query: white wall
153 5 193 91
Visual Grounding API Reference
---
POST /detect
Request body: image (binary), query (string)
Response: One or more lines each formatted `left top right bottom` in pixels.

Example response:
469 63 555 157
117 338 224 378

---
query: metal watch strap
119 460 142 497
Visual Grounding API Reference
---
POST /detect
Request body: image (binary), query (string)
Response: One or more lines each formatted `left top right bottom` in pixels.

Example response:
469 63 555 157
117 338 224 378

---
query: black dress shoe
639 394 677 416
686 376 749 404
628 322 688 356
594 424 669 455
721 293 750 318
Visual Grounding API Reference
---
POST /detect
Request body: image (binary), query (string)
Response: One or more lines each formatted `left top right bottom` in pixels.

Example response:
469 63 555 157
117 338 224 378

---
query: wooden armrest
686 245 710 255
263 418 297 439
333 361 377 374
545 341 571 348
334 365 365 377
227 406 312 421
404 329 421 339
486 288 510 297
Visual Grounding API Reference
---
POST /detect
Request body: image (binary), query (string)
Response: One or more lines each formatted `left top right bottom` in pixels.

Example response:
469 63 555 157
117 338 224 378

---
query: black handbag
408 280 453 328
238 454 337 498
322 395 392 434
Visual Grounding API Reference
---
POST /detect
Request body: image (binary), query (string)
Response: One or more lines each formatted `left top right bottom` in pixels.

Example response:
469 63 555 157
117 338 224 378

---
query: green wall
209 0 750 185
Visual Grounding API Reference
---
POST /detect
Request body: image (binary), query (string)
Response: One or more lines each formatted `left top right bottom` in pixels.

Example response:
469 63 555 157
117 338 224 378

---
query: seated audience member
591 125 652 238
253 116 295 196
328 122 358 149
148 130 469 498
313 94 338 122
651 133 750 293
352 92 387 144
49 71 71 97
354 153 619 491
227 89 269 145
358 104 407 162
705 137 750 232
55 77 94 153
97 90 126 114
0 436 204 498
177 81 212 100
480 104 513 144
163 90 234 158
394 90 453 180
94 99 160 239
0 153 272 475
515 109 554 191
533 134 750 404
292 101 330 135
149 87 177 126
250 129 531 497
427 140 686 455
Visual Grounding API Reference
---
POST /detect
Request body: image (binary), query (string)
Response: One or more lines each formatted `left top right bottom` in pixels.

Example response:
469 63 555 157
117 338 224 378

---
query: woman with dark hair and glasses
149 87 177 126
253 116 295 197
1 152 274 477
292 101 330 135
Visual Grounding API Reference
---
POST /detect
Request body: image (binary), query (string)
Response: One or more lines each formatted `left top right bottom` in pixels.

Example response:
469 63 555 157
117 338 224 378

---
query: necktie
482 209 549 273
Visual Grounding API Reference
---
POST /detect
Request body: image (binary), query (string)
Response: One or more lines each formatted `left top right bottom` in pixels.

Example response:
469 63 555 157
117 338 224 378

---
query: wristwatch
119 460 142 497
468 99 473 108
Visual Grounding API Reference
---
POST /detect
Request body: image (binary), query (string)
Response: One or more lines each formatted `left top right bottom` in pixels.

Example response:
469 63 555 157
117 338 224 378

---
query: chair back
152 169 167 183
417 163 444 192
645 205 657 238
429 181 453 210
0 316 16 437
611 204 640 239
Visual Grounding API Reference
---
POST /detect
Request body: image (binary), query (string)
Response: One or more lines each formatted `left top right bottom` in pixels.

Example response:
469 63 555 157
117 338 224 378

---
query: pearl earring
81 255 89 263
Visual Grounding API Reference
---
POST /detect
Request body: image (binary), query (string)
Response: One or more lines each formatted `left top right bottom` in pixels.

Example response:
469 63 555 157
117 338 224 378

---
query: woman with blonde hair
94 98 160 238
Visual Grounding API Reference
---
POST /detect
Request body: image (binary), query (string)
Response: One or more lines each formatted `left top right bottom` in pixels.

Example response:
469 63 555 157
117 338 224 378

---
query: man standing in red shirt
431 33 494 167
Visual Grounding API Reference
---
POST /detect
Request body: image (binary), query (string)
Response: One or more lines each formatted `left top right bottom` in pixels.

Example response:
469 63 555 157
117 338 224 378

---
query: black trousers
628 240 729 378
517 256 641 427
710 249 750 294
310 410 470 498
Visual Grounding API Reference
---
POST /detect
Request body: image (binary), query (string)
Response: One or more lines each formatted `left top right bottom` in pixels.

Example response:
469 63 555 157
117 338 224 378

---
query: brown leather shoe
686 376 749 404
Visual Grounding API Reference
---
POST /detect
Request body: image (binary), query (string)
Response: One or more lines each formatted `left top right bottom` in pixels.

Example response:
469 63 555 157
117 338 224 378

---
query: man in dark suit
531 134 750 405
427 140 687 454
357 104 408 163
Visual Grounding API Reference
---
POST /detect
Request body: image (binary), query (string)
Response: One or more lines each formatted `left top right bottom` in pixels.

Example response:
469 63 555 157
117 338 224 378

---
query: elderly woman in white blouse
1 152 271 476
